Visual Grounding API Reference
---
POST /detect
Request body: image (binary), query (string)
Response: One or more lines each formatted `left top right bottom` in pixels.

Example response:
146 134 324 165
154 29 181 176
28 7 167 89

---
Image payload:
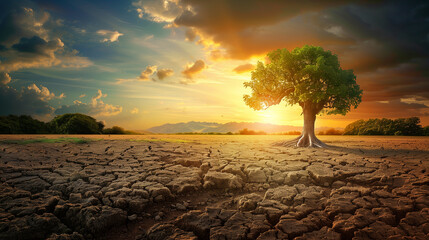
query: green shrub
103 126 126 134
50 113 104 134
238 128 267 135
0 115 50 134
344 117 425 136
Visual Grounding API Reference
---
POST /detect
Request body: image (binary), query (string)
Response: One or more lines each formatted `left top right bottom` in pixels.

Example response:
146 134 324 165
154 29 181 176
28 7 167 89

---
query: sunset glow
1 1 428 130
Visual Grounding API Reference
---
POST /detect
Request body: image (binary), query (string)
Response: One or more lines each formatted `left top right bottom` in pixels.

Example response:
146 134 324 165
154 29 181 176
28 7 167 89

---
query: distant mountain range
145 121 338 134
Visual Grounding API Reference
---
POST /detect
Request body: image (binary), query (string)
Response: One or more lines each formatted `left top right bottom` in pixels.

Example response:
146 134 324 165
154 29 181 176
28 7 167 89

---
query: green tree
343 117 424 136
423 126 429 136
50 113 104 134
103 126 126 134
244 45 362 147
0 115 50 134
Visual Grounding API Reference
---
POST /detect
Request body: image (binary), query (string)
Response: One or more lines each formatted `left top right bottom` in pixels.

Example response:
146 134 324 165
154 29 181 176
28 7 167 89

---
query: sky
0 0 428 130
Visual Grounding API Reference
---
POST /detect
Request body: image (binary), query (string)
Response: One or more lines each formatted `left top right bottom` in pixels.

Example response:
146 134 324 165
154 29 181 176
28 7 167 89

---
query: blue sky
1 0 428 129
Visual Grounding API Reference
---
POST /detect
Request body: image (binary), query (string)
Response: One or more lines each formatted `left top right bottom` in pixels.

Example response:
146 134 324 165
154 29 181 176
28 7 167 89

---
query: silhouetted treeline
102 126 140 134
238 128 267 135
344 117 429 136
103 126 126 134
0 115 50 134
0 114 131 134
318 128 343 135
176 132 234 135
273 131 301 135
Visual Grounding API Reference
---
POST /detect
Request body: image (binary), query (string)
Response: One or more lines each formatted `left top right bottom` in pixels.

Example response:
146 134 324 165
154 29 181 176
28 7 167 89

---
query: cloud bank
134 0 429 118
0 7 92 73
55 90 122 117
0 76 63 116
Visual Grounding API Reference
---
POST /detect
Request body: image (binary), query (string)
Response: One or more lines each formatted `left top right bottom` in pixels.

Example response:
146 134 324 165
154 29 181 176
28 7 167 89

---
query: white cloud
55 89 122 117
132 0 182 22
139 65 157 81
116 65 175 83
27 83 65 101
0 81 65 116
325 26 347 38
0 73 11 85
96 30 124 42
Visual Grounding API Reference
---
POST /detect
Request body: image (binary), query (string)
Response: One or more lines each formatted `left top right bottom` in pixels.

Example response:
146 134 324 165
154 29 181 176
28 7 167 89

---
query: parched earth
0 135 428 240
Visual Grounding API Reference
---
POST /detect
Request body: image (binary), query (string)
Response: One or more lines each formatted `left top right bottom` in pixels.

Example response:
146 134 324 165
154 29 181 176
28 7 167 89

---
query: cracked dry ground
0 136 428 240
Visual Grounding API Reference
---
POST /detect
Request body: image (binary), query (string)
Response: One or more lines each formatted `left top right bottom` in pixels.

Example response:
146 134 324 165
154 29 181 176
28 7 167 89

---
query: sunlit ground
1 134 428 151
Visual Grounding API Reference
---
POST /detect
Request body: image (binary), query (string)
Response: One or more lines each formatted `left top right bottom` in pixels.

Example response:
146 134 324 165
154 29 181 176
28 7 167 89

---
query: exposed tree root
274 134 328 148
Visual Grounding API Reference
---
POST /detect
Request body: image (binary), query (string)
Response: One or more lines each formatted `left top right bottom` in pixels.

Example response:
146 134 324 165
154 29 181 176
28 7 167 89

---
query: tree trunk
295 107 326 147
275 105 327 148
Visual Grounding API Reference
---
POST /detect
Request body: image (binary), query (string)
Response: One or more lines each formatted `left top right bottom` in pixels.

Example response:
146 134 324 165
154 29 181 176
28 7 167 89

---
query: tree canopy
244 45 362 115
0 115 50 134
49 113 104 134
0 113 142 135
103 126 126 134
344 117 426 136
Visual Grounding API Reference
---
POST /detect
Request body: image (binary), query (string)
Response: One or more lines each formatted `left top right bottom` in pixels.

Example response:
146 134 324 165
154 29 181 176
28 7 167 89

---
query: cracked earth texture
0 135 428 240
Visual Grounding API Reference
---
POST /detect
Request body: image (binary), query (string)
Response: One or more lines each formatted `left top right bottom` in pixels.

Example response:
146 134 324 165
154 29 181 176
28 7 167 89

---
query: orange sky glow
1 0 428 130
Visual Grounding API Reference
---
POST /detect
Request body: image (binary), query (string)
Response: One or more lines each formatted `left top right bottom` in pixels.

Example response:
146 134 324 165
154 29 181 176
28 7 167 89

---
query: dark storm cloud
12 36 61 55
174 0 379 33
0 72 66 116
0 5 91 72
358 60 429 101
177 1 428 71
136 0 429 114
0 84 54 116
319 2 429 72
0 6 54 49
324 99 429 120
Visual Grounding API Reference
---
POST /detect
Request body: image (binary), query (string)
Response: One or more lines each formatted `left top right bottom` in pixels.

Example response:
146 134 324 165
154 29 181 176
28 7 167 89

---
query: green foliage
423 126 429 136
343 117 426 136
0 115 50 134
49 113 104 134
103 126 126 134
238 128 267 135
244 45 362 115
0 113 135 135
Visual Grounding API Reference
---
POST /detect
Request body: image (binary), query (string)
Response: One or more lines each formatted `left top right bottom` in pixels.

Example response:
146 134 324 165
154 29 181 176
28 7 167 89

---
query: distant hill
146 121 305 134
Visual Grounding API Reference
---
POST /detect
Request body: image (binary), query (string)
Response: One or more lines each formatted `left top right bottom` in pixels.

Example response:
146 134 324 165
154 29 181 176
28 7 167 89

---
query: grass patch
129 138 193 143
0 137 97 145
